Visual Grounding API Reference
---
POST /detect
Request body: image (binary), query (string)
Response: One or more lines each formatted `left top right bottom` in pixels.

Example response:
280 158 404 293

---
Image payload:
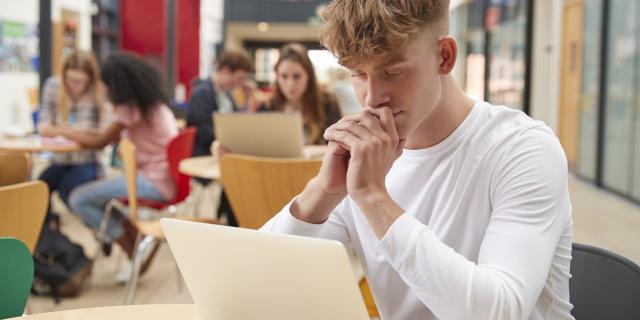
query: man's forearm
290 177 346 224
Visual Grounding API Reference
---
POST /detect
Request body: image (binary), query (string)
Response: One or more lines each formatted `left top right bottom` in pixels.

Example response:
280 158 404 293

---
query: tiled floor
25 174 640 314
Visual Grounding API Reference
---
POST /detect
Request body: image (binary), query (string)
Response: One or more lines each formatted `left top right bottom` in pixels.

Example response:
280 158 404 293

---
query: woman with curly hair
57 52 178 260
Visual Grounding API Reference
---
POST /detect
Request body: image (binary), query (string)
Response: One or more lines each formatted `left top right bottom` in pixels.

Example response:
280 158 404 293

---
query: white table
8 304 199 320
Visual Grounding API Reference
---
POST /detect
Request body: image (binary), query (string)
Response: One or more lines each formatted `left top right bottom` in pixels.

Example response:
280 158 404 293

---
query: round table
7 304 199 320
0 136 82 153
179 156 221 180
178 145 328 180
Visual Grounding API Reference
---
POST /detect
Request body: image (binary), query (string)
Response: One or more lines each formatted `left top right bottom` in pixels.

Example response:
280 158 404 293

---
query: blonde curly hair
319 0 450 68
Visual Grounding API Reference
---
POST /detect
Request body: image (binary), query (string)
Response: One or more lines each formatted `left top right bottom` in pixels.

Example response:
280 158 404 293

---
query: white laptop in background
213 112 305 158
161 218 370 320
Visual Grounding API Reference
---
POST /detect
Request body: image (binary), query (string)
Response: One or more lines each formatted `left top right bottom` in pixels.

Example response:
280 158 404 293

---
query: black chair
570 243 640 320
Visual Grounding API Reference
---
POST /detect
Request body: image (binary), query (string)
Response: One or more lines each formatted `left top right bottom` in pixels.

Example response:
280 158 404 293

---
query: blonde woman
38 50 105 222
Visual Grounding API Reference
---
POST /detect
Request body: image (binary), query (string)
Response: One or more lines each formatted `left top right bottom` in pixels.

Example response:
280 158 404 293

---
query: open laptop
161 218 369 320
213 112 305 158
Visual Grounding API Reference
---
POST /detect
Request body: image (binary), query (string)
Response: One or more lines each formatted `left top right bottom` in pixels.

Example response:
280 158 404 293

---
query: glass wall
576 0 602 181
451 0 488 101
486 0 528 110
633 1 640 200
602 0 638 194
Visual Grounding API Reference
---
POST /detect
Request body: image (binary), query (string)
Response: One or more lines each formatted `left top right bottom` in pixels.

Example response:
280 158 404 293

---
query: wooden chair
101 138 219 305
219 154 322 229
0 181 49 253
0 238 34 318
0 152 29 186
219 154 379 317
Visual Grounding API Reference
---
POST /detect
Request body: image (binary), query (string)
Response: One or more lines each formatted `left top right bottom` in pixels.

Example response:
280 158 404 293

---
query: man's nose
364 78 391 108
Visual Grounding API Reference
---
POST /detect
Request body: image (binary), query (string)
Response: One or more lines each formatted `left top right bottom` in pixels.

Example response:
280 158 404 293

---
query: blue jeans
68 174 165 241
38 163 98 221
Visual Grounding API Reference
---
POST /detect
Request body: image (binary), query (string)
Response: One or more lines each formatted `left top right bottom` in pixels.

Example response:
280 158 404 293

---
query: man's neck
211 74 226 91
405 76 475 150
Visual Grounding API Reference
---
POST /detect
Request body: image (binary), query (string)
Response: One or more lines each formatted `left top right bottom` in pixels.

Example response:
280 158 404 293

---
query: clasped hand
320 106 405 205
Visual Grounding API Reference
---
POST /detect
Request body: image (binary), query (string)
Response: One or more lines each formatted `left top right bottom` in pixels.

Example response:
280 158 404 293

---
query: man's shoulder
467 102 563 169
190 78 215 98
475 102 555 145
188 78 217 111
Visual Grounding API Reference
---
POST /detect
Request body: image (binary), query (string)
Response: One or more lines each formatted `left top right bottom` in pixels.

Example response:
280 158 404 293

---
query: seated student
187 50 253 158
261 1 574 319
259 43 342 145
52 53 178 263
187 50 253 227
38 50 105 224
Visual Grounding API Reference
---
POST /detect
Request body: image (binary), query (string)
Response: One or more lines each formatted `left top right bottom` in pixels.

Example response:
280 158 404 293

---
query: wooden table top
178 156 221 180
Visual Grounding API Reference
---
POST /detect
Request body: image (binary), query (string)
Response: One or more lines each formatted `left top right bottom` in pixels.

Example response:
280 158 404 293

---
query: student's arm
380 130 569 319
327 108 571 319
57 122 124 149
259 141 352 244
260 191 351 245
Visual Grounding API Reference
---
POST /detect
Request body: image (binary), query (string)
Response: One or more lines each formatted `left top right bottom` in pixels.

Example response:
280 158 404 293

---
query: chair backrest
0 181 48 254
570 243 640 319
0 152 29 187
118 139 139 223
219 154 322 229
166 127 196 204
0 237 34 319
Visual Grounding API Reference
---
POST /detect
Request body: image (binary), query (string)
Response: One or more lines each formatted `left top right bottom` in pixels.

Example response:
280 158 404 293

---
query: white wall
529 0 563 133
0 0 93 133
52 0 93 51
200 0 225 78
0 0 39 132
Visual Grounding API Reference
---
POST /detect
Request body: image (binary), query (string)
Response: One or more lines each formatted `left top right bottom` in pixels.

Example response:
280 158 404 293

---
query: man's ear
438 36 458 75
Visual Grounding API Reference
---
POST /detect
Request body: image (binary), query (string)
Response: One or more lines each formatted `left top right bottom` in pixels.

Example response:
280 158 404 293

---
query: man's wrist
355 189 404 239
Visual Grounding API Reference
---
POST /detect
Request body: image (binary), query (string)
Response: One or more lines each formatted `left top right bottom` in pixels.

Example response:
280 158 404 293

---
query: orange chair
0 152 29 187
219 153 379 316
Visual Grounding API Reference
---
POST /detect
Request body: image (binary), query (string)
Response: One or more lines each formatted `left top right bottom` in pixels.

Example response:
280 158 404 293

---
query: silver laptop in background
213 112 305 158
161 218 370 320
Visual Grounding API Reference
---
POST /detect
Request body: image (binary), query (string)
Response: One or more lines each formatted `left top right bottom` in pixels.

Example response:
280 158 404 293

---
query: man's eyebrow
381 55 409 67
386 61 411 68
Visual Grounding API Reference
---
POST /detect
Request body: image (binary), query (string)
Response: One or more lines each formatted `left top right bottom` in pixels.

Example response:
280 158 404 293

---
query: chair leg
95 199 119 258
123 234 155 305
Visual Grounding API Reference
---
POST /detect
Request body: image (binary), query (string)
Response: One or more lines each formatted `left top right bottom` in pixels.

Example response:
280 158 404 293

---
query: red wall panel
120 0 166 64
119 0 200 97
177 0 200 97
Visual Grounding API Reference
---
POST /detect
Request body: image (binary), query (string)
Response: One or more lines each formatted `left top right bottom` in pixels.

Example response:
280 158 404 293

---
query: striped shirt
38 77 102 165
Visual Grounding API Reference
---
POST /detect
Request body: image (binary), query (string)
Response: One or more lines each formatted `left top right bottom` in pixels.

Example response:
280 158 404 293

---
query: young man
187 50 252 227
187 50 253 158
261 1 573 319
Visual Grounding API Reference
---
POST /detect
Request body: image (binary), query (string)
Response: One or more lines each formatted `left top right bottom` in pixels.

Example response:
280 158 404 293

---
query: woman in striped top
38 50 105 223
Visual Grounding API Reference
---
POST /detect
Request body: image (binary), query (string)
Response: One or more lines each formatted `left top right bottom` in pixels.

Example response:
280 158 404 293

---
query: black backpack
32 226 93 303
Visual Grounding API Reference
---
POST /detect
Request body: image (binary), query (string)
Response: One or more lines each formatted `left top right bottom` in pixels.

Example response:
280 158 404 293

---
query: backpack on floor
32 226 93 303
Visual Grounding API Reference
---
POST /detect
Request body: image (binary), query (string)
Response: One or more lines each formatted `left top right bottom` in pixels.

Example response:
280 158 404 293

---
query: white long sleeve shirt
261 101 574 320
